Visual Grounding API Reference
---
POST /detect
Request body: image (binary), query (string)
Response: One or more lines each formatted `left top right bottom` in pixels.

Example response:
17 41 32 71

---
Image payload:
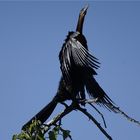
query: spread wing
59 32 100 83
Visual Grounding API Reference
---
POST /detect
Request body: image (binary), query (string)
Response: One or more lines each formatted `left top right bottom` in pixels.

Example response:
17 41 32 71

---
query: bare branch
41 99 140 140
77 106 112 140
42 101 112 140
89 103 107 128
42 102 77 134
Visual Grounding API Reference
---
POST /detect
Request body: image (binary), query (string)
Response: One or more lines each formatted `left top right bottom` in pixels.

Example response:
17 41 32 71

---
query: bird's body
59 29 115 111
59 31 97 101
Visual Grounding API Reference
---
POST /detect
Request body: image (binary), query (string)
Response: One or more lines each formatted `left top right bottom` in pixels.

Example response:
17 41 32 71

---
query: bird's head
79 5 89 17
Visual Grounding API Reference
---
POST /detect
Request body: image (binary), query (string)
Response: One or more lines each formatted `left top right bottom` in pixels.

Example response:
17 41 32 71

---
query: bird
59 5 116 110
22 5 116 130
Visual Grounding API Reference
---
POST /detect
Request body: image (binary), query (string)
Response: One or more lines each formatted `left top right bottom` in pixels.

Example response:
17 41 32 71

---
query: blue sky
0 1 140 140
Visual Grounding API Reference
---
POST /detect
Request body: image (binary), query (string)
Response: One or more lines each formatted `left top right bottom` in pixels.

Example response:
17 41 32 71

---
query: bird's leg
77 98 99 105
75 96 85 107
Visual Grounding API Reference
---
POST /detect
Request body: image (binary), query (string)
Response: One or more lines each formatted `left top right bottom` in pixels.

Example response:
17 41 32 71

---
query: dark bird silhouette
59 5 116 111
22 5 116 130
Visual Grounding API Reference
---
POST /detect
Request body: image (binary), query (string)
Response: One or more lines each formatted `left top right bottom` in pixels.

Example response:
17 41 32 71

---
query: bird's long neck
76 7 87 34
76 14 85 34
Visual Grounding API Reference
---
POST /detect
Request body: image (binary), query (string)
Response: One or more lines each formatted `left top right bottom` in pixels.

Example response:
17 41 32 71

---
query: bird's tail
22 95 58 130
85 76 140 126
85 76 118 112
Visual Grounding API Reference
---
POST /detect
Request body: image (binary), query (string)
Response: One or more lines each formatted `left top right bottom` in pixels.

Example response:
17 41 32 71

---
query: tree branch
77 106 112 140
42 102 77 134
42 102 112 140
40 99 140 140
88 103 107 128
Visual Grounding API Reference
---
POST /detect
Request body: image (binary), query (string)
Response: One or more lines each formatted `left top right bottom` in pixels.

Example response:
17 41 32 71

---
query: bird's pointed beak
80 4 89 15
83 4 89 12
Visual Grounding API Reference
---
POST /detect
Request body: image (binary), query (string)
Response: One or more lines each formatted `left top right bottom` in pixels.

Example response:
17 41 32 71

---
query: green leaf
63 130 71 140
12 135 17 140
37 135 45 140
48 131 57 140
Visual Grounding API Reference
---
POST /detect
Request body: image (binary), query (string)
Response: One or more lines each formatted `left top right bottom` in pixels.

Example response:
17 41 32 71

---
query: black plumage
59 5 116 111
22 5 116 130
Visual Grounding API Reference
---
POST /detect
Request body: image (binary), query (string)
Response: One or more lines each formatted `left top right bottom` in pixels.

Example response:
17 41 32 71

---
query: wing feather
71 37 100 69
59 32 100 83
